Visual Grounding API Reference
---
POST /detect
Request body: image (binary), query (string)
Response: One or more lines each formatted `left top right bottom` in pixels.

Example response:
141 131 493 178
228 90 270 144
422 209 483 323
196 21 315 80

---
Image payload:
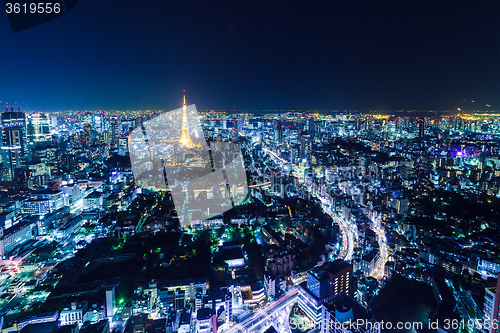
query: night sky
1 0 499 112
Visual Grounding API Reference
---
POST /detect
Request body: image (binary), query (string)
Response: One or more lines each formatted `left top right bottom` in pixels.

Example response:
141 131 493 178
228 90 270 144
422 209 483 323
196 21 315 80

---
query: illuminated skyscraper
93 113 105 133
300 133 311 161
305 118 315 138
326 260 353 298
1 106 26 179
84 112 92 124
50 115 58 128
275 120 283 142
307 267 331 300
118 136 128 156
418 118 424 138
359 156 371 177
110 116 119 149
26 113 51 147
299 260 353 325
82 122 91 144
237 115 245 133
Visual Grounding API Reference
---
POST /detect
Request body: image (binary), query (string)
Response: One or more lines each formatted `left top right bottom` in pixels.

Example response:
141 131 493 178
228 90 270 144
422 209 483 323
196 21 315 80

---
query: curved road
369 214 388 281
223 288 298 333
317 196 356 262
262 148 355 263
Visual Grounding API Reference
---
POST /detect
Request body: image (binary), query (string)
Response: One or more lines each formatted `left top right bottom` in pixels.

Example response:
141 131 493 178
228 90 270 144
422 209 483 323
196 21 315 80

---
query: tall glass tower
1 106 26 179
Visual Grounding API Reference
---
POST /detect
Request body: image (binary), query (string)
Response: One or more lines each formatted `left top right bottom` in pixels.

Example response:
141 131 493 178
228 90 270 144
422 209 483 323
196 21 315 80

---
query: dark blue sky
1 0 499 112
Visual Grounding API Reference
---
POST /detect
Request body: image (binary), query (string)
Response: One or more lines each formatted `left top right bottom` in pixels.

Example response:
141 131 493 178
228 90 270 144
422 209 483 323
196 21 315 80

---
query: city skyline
1 1 500 330
1 0 499 112
0 96 497 331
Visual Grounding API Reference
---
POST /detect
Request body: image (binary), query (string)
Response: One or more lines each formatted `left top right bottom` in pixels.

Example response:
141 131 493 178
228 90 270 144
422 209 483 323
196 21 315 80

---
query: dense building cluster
0 104 498 333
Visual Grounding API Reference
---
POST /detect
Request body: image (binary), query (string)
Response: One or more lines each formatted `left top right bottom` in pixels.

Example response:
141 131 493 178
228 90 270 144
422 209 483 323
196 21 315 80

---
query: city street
223 288 298 333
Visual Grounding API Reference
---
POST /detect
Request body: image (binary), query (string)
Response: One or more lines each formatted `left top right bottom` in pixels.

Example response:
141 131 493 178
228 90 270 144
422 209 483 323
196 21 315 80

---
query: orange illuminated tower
179 91 198 148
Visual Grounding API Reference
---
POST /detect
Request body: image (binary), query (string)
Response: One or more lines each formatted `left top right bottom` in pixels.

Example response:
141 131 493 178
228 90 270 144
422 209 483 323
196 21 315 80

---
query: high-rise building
237 115 245 133
396 198 408 215
82 122 91 144
93 113 104 133
61 152 76 173
418 118 424 138
326 260 353 298
50 115 58 128
305 118 315 138
307 267 332 300
275 120 283 142
359 156 371 177
110 116 119 149
1 106 26 179
360 251 380 278
84 112 92 124
26 113 51 147
225 291 233 324
299 260 354 325
118 137 129 156
120 119 136 136
105 286 115 318
300 133 311 161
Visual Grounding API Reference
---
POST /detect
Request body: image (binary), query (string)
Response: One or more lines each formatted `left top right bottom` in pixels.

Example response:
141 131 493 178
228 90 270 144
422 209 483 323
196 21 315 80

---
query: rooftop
197 308 212 320
325 259 352 275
